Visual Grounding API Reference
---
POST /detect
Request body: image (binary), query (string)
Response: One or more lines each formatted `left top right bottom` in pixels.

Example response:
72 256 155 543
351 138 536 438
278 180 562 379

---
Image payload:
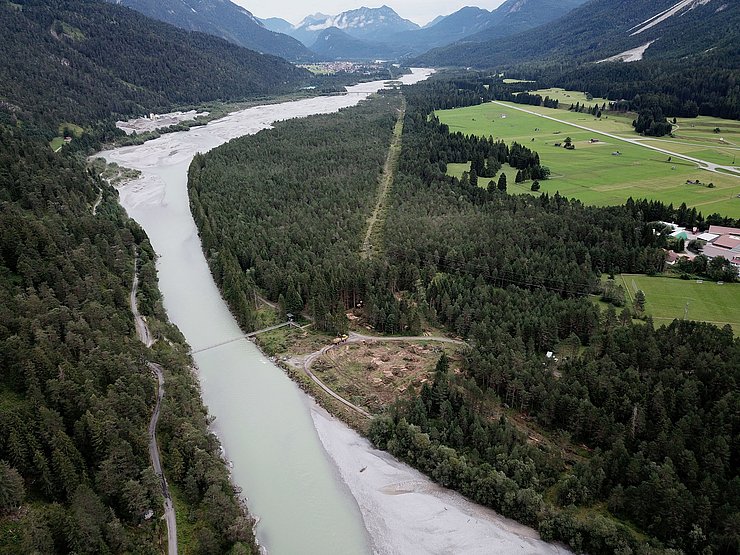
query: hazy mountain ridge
259 16 294 36
462 0 588 42
388 6 497 52
423 14 446 29
106 0 314 61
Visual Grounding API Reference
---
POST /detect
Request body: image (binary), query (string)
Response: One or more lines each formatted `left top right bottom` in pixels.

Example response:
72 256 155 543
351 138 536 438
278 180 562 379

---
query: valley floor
437 99 740 217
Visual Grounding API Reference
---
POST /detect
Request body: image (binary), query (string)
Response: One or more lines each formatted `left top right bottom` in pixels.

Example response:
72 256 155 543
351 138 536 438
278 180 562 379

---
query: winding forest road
302 332 467 419
130 258 178 555
491 101 740 177
92 188 103 215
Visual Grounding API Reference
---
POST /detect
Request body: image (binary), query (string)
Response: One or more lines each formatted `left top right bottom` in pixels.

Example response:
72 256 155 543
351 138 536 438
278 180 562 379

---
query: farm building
662 223 740 274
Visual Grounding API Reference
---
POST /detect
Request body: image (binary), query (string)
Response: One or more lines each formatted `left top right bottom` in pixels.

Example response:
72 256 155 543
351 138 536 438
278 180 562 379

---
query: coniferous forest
0 127 256 553
190 82 739 554
1 0 738 553
0 0 310 552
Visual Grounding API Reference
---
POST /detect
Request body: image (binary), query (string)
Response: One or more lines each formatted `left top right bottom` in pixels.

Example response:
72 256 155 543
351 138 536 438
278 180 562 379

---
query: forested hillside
0 0 310 129
0 126 256 553
417 0 740 119
420 0 739 67
188 81 739 554
311 27 398 61
105 0 314 61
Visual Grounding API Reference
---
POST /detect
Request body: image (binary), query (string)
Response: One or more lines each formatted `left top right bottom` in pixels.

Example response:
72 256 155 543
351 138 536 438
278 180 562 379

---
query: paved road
131 256 178 555
302 332 468 419
147 362 177 555
491 101 740 178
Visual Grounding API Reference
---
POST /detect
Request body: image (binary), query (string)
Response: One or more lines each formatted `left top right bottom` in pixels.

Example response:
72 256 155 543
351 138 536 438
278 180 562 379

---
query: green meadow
522 87 611 107
436 100 740 217
49 136 65 151
514 90 740 169
617 274 740 334
50 122 84 151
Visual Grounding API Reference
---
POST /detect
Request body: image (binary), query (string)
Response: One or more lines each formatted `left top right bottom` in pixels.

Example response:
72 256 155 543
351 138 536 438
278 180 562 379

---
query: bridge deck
191 321 295 355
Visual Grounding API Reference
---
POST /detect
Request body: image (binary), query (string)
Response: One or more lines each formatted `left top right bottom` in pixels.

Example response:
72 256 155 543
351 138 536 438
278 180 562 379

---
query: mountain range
264 1 591 61
417 0 740 68
389 0 589 57
0 0 740 125
44 0 736 69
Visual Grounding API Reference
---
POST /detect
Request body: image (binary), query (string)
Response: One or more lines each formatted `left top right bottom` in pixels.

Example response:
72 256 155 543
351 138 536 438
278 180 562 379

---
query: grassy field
58 122 84 137
521 87 611 107
50 122 85 151
617 274 740 334
436 101 740 217
511 90 740 169
49 136 65 151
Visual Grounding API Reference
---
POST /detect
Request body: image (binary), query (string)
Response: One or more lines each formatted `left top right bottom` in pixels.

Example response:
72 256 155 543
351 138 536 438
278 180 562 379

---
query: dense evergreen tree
189 95 403 333
633 107 673 137
0 126 256 553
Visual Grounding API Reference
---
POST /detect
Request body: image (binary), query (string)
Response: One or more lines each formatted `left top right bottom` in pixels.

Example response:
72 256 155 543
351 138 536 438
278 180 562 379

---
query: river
101 68 570 555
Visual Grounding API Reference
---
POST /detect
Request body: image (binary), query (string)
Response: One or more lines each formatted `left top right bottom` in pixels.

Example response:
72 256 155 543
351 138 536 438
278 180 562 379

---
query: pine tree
285 282 303 315
635 289 646 312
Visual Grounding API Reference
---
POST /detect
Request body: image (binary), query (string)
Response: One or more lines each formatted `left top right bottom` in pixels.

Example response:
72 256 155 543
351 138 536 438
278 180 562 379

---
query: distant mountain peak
290 5 419 45
298 13 331 26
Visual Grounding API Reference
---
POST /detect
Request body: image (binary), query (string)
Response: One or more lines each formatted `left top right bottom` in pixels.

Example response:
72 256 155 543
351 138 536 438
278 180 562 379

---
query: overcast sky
237 1 507 26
